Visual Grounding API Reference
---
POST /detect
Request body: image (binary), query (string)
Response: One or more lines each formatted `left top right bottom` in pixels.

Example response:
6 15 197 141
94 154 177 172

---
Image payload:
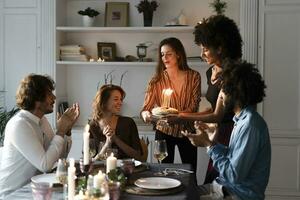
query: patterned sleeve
141 79 158 112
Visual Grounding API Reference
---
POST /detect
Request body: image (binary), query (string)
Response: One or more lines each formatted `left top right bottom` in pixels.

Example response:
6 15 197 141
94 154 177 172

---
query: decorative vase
143 11 153 27
82 16 95 27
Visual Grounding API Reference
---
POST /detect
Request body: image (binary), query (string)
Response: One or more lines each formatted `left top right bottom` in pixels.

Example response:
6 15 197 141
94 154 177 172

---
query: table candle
68 158 76 200
74 190 87 200
162 88 173 107
83 124 90 165
106 153 117 173
93 170 105 189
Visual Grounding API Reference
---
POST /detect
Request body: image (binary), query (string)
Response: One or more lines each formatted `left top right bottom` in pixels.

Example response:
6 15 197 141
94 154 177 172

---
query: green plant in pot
78 7 100 27
209 0 227 15
136 0 159 27
0 107 20 146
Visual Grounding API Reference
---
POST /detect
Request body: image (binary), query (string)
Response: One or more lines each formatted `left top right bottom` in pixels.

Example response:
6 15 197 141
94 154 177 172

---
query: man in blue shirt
183 61 271 200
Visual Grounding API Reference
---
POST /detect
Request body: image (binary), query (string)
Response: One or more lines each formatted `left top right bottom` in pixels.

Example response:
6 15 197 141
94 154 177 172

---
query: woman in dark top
179 15 243 183
88 84 142 160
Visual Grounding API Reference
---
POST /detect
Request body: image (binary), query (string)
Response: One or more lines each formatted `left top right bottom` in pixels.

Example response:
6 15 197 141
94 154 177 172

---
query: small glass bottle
86 175 94 199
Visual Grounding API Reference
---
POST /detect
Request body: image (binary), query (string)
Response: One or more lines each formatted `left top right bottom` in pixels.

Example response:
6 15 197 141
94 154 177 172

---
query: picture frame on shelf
105 2 129 27
97 42 116 61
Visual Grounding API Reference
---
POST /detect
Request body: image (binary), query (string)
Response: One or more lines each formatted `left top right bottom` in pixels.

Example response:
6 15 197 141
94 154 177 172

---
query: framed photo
97 42 116 61
105 2 129 27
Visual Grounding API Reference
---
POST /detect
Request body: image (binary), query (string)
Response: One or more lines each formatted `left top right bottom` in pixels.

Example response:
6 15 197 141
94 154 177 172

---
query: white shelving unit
55 0 208 126
56 26 194 33
56 60 205 66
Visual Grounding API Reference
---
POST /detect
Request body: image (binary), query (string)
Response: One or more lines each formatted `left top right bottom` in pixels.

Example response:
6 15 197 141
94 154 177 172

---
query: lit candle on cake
106 153 117 173
83 124 90 165
68 158 76 200
162 88 173 107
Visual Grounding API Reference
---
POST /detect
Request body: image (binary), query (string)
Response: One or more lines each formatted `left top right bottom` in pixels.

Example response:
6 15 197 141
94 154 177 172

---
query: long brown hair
91 84 126 122
152 37 190 84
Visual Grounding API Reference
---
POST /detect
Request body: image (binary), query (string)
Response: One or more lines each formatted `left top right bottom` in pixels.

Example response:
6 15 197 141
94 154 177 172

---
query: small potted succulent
136 0 159 27
78 7 100 27
209 0 227 15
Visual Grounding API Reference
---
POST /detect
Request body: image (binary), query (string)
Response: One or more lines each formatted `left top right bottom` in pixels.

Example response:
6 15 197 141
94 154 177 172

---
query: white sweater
0 110 71 198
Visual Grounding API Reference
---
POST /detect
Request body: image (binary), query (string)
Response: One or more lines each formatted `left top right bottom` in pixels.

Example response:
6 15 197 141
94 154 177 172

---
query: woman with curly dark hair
88 84 142 160
178 15 243 183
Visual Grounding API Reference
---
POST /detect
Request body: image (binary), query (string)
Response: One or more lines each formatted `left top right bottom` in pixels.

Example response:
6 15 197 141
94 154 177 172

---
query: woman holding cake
177 15 243 183
88 84 142 160
141 37 201 170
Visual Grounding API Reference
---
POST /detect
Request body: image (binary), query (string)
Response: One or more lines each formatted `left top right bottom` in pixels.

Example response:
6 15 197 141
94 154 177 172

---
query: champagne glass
153 140 168 176
56 158 68 185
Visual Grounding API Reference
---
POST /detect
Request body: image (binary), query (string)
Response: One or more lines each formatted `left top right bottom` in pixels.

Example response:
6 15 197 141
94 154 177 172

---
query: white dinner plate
117 159 142 167
31 173 58 186
134 177 181 190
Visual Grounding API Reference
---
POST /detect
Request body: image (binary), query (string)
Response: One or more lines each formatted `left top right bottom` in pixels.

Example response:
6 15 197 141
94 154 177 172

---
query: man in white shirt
0 74 80 198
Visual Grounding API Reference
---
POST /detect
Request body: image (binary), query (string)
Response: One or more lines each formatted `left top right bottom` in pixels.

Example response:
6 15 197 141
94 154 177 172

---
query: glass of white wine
153 140 168 176
56 158 67 185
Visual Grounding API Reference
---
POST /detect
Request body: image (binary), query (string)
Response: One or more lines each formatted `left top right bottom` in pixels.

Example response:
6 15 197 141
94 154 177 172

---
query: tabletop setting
6 139 199 200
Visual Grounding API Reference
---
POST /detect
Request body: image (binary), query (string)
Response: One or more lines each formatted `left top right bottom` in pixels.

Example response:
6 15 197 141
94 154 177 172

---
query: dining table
5 163 199 200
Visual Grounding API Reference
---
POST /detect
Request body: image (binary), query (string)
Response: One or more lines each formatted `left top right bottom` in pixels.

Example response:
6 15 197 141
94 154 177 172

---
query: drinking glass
56 158 68 185
108 181 121 200
120 159 135 177
31 182 52 200
153 140 168 175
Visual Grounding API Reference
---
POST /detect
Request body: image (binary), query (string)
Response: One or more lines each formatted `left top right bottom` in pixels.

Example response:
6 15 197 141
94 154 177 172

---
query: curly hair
16 74 55 110
222 60 266 108
91 84 126 122
152 37 190 83
194 15 243 61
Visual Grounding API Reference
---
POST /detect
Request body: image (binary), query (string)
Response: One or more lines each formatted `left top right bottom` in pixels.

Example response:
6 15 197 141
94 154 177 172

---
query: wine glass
56 159 68 185
153 140 168 176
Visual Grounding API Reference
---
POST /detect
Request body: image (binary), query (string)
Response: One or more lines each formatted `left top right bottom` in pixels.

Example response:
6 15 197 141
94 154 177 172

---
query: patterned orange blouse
142 69 201 137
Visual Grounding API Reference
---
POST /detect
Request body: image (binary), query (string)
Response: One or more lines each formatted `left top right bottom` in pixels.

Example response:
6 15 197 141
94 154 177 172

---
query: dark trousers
155 130 197 171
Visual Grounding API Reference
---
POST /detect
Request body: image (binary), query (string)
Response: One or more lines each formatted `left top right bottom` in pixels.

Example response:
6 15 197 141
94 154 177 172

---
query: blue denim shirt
208 106 271 200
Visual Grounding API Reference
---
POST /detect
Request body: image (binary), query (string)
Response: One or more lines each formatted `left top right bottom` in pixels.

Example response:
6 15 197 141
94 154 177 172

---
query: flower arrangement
136 0 159 13
78 7 100 18
107 168 127 189
209 0 227 15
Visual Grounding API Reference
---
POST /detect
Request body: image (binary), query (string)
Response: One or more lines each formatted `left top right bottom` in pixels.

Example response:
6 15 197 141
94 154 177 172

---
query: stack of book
60 45 90 61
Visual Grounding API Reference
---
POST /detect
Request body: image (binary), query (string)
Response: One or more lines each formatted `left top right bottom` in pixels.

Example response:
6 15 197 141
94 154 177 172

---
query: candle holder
136 43 147 62
79 158 94 186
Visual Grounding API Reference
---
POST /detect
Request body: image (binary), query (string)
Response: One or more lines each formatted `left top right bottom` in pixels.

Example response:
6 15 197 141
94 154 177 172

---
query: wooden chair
140 137 149 162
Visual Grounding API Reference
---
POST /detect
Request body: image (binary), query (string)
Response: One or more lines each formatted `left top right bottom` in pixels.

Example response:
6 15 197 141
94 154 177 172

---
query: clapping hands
99 119 115 145
57 103 80 135
181 121 217 147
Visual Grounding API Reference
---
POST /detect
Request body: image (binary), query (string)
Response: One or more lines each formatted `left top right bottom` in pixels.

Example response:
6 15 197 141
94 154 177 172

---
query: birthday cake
151 107 179 116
